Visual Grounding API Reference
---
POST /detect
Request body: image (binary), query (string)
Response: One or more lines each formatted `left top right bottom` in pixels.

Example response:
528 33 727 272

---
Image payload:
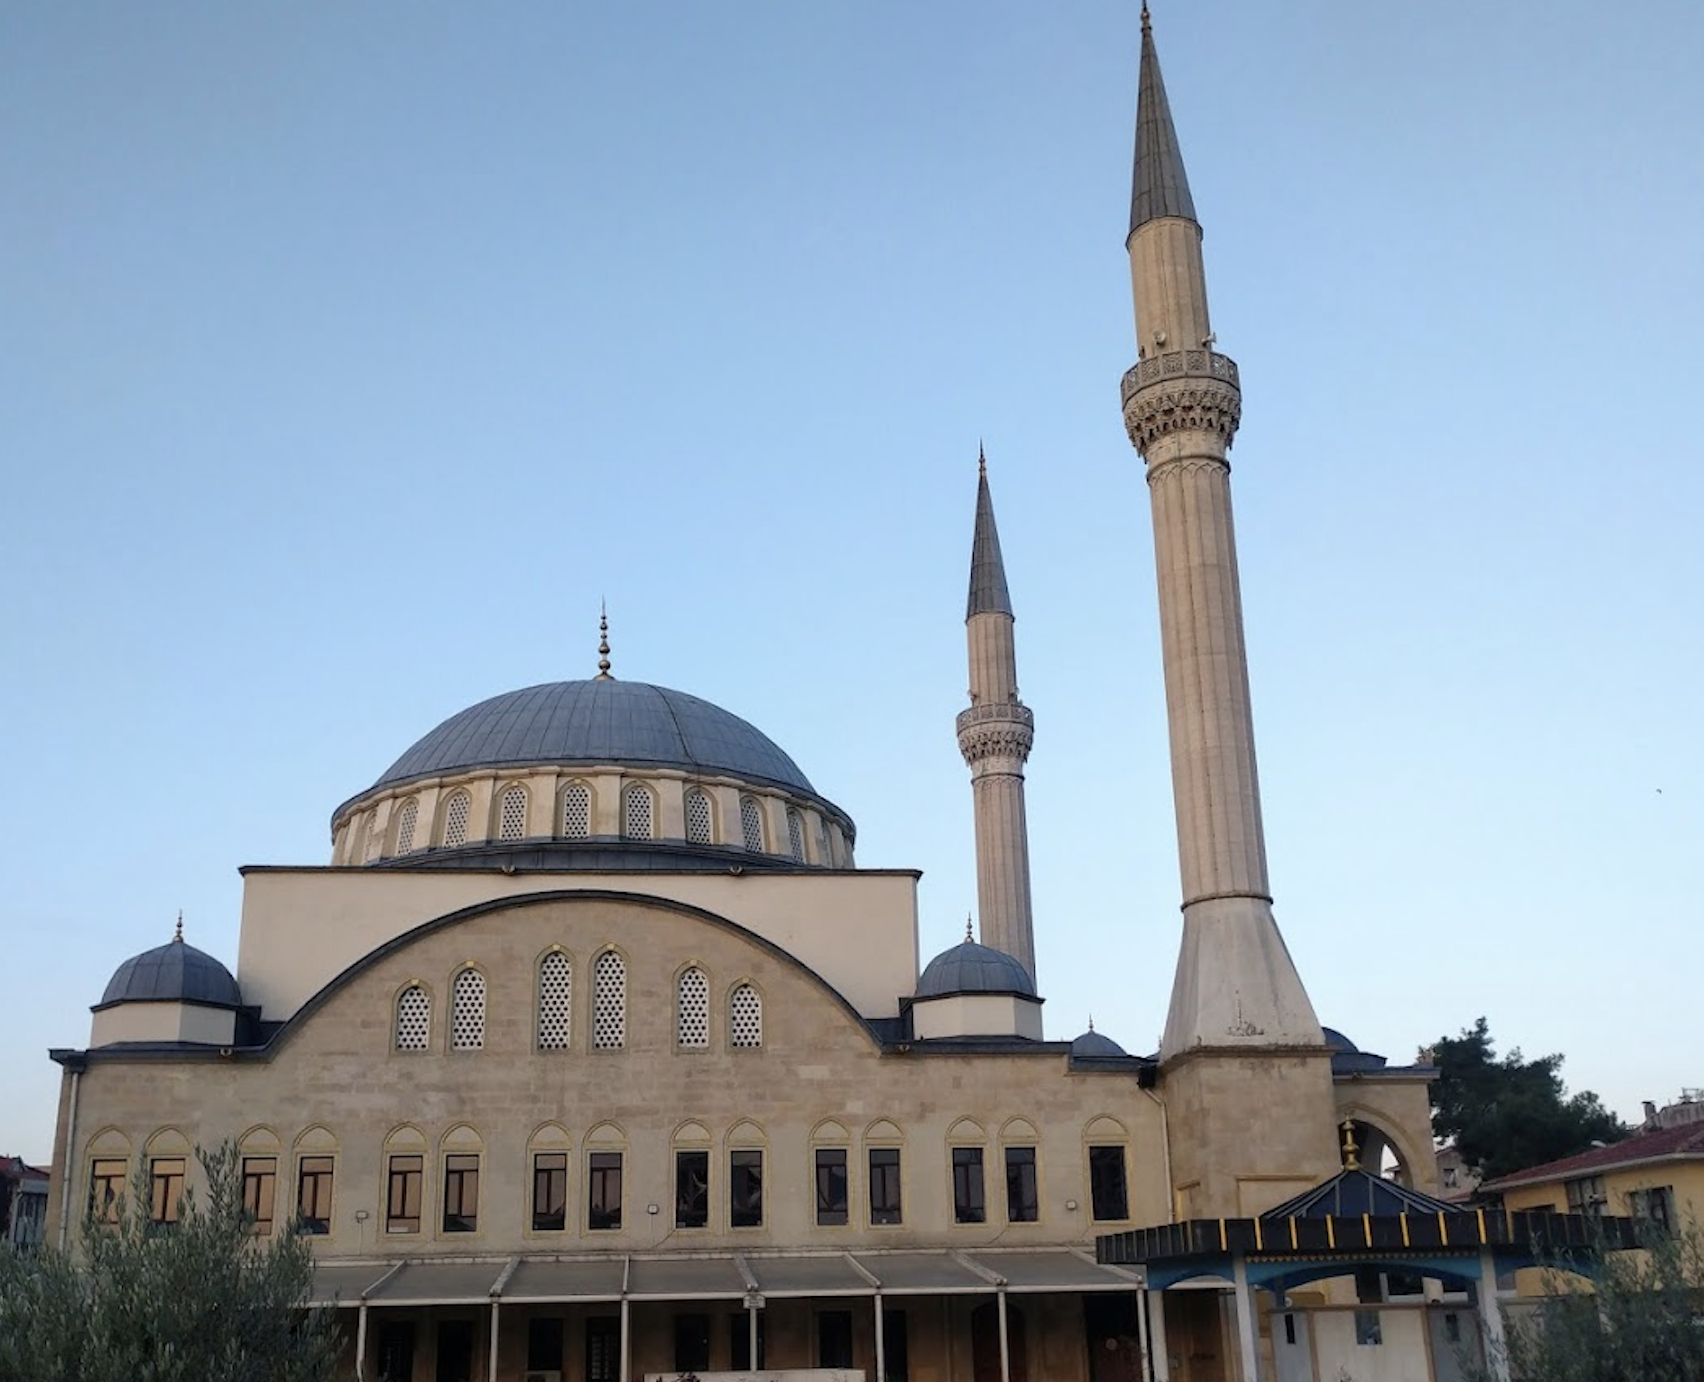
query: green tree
0 1143 341 1382
1428 1017 1627 1181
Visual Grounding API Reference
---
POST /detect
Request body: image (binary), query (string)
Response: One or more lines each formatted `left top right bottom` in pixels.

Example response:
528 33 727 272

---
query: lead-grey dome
917 940 1037 999
371 680 814 796
100 938 241 1009
1070 1028 1128 1058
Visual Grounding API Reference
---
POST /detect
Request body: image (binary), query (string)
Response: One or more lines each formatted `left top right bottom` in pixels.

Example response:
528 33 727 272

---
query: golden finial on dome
1341 1118 1361 1172
595 601 613 680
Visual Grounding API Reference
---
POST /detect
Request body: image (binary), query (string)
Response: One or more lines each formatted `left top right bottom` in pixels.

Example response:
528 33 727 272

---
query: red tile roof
1482 1122 1704 1192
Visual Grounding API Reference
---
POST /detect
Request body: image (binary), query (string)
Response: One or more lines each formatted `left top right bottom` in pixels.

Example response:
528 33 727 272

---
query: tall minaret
1124 10 1327 1091
956 449 1037 980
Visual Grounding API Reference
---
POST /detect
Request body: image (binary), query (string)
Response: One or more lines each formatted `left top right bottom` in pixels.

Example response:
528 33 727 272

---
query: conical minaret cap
966 448 1014 619
1129 7 1197 234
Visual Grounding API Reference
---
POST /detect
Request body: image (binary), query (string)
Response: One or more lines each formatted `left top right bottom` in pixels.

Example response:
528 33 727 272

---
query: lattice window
442 793 471 848
592 950 625 1049
562 784 591 839
395 798 419 854
740 797 764 853
677 967 710 1048
396 985 430 1051
498 785 527 841
622 784 653 839
786 808 805 863
451 968 485 1050
730 983 763 1048
685 789 713 845
818 817 833 867
538 951 572 1051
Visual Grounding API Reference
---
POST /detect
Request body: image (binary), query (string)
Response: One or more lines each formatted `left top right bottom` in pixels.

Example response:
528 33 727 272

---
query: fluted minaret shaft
1126 13 1321 1056
957 458 1037 981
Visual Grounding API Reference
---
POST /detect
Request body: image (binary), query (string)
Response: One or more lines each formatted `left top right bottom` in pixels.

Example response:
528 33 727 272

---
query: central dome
371 680 814 796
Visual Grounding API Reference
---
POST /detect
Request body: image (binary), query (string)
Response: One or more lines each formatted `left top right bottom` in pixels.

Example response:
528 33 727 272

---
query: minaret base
1160 895 1322 1055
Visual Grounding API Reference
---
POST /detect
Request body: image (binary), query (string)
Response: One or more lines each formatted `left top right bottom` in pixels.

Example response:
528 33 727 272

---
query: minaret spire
956 448 1037 980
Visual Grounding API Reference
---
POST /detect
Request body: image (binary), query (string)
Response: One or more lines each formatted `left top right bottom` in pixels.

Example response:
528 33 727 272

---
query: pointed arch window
394 798 419 855
498 784 527 841
592 950 626 1050
622 784 653 840
786 807 805 863
685 788 713 845
395 985 430 1051
730 983 763 1048
442 792 471 848
740 797 765 853
561 783 591 839
450 968 485 1050
349 814 370 865
677 967 710 1048
538 951 572 1051
817 817 833 867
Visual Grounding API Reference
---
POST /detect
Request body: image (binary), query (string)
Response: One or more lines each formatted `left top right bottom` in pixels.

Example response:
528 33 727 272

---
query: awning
505 1257 625 1304
309 1263 395 1307
367 1260 508 1306
747 1253 874 1298
628 1256 748 1301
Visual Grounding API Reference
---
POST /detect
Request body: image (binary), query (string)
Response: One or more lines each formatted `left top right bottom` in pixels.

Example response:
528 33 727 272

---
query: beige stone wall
90 1001 236 1048
1334 1078 1442 1193
910 993 1043 1042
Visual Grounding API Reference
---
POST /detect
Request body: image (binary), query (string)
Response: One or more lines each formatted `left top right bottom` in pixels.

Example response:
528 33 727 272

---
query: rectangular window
883 1310 910 1382
730 1149 764 1228
1089 1144 1129 1221
674 1313 711 1373
149 1157 186 1226
442 1154 479 1233
1566 1174 1606 1217
533 1152 567 1231
676 1149 709 1229
89 1158 127 1225
952 1146 986 1224
869 1147 902 1225
387 1154 423 1234
588 1152 622 1231
297 1155 334 1235
1354 1308 1383 1346
730 1312 767 1371
586 1317 619 1382
526 1317 564 1372
1630 1185 1675 1237
818 1309 854 1368
242 1156 277 1235
815 1148 849 1226
1004 1145 1038 1223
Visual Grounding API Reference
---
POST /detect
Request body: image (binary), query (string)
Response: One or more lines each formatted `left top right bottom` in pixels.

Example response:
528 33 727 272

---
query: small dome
100 937 240 1009
1322 1026 1359 1053
917 940 1036 999
1071 1028 1128 1058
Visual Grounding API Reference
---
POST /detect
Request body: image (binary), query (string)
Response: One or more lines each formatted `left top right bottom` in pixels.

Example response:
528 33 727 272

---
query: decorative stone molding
956 703 1035 767
1120 350 1242 453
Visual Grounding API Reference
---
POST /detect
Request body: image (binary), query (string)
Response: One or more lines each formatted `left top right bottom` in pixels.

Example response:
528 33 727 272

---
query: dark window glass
589 1152 622 1231
730 1312 767 1370
242 1156 276 1235
527 1318 564 1372
533 1152 567 1231
149 1157 186 1226
377 1323 415 1382
952 1146 986 1224
1088 1144 1128 1221
674 1313 711 1372
387 1154 423 1233
818 1309 854 1368
442 1154 479 1233
815 1148 848 1226
676 1150 709 1229
883 1309 909 1382
869 1148 902 1225
730 1149 763 1228
89 1158 127 1225
297 1156 334 1234
1004 1146 1038 1222
436 1319 474 1382
586 1317 619 1382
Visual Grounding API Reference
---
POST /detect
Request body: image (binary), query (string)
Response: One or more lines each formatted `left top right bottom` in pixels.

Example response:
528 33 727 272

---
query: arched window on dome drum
740 797 765 853
677 967 710 1049
442 792 471 848
396 985 431 1051
498 785 527 841
450 968 485 1051
622 784 653 840
684 788 713 845
730 983 763 1048
394 798 419 855
537 951 571 1051
786 807 805 863
561 783 591 840
592 951 625 1050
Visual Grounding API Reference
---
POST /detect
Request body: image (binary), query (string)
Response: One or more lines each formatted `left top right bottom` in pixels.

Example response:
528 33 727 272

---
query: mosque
45 11 1448 1382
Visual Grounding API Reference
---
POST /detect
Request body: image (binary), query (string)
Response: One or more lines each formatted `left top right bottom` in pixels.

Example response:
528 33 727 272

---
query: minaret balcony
956 702 1036 767
1121 349 1243 454
1120 348 1239 405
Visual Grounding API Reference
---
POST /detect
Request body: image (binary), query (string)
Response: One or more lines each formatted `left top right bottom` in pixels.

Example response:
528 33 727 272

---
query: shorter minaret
956 449 1038 980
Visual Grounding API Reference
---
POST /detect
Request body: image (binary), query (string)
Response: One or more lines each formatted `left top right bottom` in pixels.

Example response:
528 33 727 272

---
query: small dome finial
978 440 987 479
173 910 184 943
1341 1118 1361 1172
965 913 975 943
1088 1013 1096 1033
595 601 613 680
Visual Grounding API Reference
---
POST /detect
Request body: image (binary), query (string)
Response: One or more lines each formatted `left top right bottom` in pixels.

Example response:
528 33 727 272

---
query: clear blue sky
3 2 1700 1166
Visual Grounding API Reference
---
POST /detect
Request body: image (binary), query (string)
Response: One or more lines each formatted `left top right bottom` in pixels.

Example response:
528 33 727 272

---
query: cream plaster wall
910 993 1044 1042
90 1002 236 1048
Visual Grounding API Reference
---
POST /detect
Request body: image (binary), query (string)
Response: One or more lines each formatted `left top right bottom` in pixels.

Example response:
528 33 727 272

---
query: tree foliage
0 1143 340 1382
1428 1017 1627 1181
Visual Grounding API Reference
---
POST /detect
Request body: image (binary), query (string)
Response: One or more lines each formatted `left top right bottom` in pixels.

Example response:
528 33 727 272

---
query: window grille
394 798 418 854
498 785 527 840
451 968 485 1050
592 951 625 1049
677 967 710 1048
730 983 763 1048
622 784 653 839
740 797 764 853
562 783 591 839
443 793 471 848
396 985 430 1051
685 789 713 844
538 951 572 1050
786 808 805 862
